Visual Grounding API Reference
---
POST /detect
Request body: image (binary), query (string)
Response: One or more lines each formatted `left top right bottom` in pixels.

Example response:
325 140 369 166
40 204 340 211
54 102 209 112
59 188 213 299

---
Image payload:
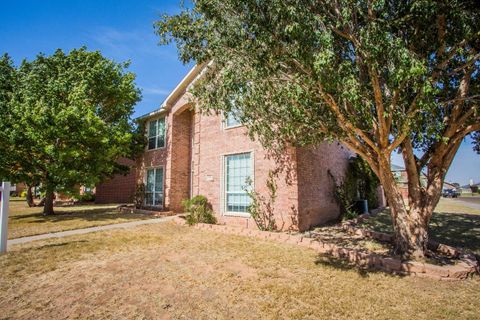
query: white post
0 181 10 254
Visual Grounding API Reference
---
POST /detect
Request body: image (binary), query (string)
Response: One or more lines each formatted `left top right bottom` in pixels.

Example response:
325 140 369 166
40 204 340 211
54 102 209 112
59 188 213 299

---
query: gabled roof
136 63 207 121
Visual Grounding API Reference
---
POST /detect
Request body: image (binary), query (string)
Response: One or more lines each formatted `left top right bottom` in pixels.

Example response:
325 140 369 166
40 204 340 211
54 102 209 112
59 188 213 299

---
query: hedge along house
134 64 353 231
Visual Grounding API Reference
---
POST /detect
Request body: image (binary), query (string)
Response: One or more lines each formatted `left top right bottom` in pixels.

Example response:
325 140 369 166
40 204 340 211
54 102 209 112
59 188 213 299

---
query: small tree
0 48 141 214
156 1 480 257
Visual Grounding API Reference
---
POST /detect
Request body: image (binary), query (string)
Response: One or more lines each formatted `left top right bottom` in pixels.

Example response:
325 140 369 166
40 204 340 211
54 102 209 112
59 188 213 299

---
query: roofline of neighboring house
135 62 208 122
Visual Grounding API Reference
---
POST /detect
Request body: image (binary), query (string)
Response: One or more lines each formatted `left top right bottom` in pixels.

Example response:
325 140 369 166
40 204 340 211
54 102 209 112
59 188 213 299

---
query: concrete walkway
451 198 480 210
8 215 177 247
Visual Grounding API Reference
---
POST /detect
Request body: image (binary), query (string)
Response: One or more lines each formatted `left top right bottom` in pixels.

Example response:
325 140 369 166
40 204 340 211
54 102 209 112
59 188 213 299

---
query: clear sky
0 0 478 185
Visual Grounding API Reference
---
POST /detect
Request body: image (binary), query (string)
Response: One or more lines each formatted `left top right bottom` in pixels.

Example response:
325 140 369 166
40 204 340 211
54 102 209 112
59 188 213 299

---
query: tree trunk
377 158 436 258
43 189 55 215
26 186 35 207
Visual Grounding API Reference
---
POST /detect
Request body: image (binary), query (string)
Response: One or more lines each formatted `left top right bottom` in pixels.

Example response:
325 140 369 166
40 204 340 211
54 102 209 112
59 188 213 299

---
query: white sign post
0 181 10 254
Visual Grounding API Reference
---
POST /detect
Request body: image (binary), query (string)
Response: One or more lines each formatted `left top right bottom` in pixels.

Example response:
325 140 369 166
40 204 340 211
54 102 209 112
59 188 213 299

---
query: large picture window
145 167 163 207
224 152 252 213
148 117 166 150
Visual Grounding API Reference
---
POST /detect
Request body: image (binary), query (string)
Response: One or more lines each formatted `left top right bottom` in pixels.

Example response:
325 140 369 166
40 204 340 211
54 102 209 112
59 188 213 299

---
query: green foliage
244 172 278 231
0 48 142 210
182 195 217 225
329 156 379 220
75 192 95 202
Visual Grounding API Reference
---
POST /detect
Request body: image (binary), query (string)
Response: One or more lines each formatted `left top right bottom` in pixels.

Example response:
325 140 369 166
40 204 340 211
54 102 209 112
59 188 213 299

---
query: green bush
75 192 95 202
182 195 217 226
20 191 27 198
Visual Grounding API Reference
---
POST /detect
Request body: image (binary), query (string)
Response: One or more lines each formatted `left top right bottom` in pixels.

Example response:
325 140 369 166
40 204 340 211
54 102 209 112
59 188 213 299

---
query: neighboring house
130 65 353 231
95 158 136 204
391 164 432 201
461 182 480 194
9 182 27 196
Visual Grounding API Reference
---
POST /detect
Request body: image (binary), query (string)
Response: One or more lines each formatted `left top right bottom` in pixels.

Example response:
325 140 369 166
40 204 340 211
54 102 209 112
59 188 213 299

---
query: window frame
222 109 243 130
221 151 254 217
146 116 167 151
144 166 164 208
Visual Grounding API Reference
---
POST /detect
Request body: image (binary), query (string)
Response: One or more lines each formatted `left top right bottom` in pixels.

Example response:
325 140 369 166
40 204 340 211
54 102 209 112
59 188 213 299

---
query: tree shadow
313 254 402 278
360 210 480 256
11 206 156 224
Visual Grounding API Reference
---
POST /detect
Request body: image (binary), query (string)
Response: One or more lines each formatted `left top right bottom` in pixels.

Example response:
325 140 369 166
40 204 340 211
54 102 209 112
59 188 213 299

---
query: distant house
390 164 429 201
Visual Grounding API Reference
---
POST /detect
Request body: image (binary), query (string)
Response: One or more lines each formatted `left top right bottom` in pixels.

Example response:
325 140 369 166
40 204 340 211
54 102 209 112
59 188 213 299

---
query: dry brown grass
7 198 157 239
1 222 479 319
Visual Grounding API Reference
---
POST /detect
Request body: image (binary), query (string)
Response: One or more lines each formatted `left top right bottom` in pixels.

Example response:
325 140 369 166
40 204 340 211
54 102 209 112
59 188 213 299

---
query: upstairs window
224 108 242 128
148 117 166 150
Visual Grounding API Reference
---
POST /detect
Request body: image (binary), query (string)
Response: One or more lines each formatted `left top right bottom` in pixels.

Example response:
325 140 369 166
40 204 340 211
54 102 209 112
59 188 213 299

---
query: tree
0 48 142 215
155 0 480 257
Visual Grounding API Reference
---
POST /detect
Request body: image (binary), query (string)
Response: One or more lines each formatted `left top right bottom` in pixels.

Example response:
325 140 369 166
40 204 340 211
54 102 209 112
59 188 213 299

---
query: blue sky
0 0 478 185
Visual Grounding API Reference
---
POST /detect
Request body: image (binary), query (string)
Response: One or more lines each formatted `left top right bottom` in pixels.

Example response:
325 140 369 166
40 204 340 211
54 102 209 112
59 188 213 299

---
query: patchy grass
0 222 479 319
7 198 157 239
359 198 480 256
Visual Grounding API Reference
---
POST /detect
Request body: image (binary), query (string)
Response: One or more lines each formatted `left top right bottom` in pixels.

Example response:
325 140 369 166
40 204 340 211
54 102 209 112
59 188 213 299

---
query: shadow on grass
38 240 89 249
314 254 401 278
360 210 480 256
10 207 156 224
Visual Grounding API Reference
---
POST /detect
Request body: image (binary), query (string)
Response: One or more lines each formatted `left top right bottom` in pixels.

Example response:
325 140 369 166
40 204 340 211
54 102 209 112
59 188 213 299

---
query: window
224 109 241 128
145 167 164 207
147 117 166 150
224 152 252 213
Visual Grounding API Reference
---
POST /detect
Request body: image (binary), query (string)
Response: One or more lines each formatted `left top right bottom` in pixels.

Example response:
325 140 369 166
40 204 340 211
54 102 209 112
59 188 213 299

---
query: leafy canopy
0 48 142 193
155 0 479 170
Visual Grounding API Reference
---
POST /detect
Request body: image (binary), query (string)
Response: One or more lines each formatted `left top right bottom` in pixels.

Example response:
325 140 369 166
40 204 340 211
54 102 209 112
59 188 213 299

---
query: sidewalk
8 215 177 247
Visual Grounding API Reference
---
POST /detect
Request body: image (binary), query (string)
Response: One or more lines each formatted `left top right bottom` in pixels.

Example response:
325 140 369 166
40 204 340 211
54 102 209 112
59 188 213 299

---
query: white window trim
220 150 255 218
146 116 167 151
143 165 165 208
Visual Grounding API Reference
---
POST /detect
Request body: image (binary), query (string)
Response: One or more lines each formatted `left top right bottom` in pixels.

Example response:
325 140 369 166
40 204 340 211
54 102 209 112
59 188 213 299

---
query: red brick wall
296 143 354 230
95 158 136 204
190 110 300 230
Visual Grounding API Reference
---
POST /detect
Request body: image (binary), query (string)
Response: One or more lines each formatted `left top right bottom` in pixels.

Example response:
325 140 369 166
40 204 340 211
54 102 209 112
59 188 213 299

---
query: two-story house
97 65 353 231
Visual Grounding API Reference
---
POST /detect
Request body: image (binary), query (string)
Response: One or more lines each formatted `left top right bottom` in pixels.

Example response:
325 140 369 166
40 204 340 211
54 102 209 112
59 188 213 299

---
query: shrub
182 195 217 225
75 192 95 202
328 156 379 221
20 191 27 198
244 172 279 231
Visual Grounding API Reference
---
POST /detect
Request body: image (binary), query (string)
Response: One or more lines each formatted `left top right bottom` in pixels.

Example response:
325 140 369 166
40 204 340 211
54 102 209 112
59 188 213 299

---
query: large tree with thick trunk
155 0 480 257
0 49 141 215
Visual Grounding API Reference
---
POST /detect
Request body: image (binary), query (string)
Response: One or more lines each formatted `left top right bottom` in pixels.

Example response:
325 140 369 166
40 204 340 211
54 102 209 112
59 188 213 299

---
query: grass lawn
1 222 479 319
359 198 480 256
7 198 157 239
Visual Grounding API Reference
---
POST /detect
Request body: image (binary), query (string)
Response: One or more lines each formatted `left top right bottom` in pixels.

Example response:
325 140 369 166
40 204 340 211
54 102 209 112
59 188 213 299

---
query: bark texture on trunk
378 157 437 258
26 186 35 207
43 189 55 215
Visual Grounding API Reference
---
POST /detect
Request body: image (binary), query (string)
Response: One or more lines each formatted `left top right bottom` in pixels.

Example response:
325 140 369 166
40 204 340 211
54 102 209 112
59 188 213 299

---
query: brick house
95 158 136 204
127 65 353 231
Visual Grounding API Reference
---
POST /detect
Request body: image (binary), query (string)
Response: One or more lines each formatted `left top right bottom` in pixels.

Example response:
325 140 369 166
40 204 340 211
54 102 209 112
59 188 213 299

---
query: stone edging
173 216 479 281
117 206 175 217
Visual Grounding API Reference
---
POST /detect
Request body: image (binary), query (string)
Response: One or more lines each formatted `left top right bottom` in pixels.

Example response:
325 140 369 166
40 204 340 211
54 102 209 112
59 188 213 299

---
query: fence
0 181 10 253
